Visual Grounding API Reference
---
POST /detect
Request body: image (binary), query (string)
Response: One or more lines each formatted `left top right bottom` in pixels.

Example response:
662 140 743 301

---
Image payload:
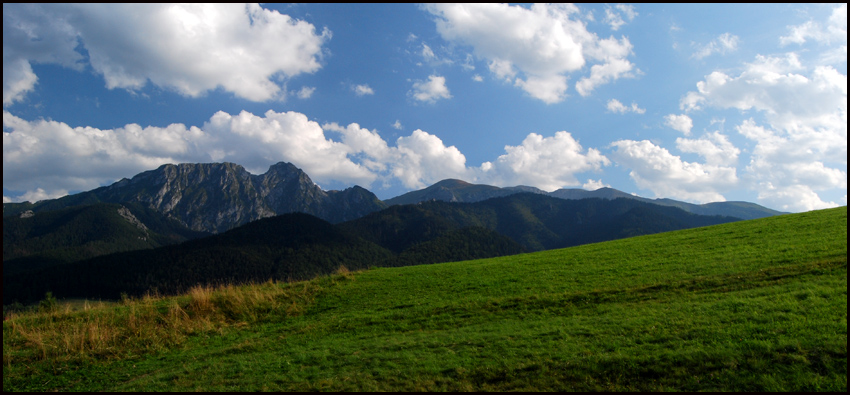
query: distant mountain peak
433 179 472 187
4 161 387 233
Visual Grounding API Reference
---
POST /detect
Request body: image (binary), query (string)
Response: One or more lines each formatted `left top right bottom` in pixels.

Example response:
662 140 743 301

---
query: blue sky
3 4 846 212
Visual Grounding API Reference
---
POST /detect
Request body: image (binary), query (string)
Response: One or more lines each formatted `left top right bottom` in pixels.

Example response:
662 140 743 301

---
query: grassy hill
3 207 846 391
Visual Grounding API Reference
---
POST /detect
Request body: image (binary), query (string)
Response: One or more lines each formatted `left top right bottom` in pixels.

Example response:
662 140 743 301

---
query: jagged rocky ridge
3 162 386 234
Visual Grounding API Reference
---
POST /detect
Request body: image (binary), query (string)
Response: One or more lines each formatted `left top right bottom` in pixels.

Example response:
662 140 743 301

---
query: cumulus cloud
391 120 403 130
410 75 452 103
475 132 610 191
574 39 636 96
664 114 693 135
424 3 635 103
3 3 85 105
296 86 315 99
323 122 471 189
676 131 740 167
352 84 374 96
322 123 476 190
607 99 645 114
680 53 847 132
681 51 847 212
3 59 39 106
3 110 204 197
583 179 609 190
3 110 375 199
604 4 637 31
5 108 614 201
736 119 844 211
780 4 846 47
611 139 738 203
10 188 69 204
394 130 470 188
3 4 330 105
692 32 740 59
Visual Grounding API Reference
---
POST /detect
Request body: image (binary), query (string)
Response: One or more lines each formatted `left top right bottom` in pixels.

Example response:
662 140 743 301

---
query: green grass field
4 207 846 391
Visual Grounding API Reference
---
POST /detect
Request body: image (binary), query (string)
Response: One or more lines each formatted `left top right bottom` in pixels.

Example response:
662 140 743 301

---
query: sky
3 3 847 213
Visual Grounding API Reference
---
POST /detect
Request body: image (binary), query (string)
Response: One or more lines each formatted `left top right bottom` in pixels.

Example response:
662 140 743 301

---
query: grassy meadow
3 206 846 391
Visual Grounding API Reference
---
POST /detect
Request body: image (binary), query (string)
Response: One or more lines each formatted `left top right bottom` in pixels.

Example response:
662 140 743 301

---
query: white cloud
736 119 845 212
421 43 436 60
323 122 471 189
12 188 69 203
410 75 452 103
296 86 315 99
5 108 615 201
675 131 740 167
514 74 568 104
607 99 645 114
692 32 740 59
424 3 635 103
611 139 738 203
322 122 394 173
664 114 693 135
472 74 483 82
3 110 376 199
604 4 637 31
575 52 635 97
205 111 375 185
3 59 39 106
780 4 846 46
3 3 84 105
681 54 847 134
3 4 330 104
682 51 847 212
394 130 470 188
583 179 609 190
353 84 374 96
475 131 610 191
391 120 403 130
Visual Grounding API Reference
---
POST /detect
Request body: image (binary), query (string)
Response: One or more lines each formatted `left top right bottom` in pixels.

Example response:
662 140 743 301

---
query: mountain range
4 162 783 234
3 162 386 234
3 161 786 304
387 178 785 220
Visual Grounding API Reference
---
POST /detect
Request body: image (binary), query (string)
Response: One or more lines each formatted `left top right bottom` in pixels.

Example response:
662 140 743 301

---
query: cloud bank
682 53 846 211
4 110 612 202
3 3 330 105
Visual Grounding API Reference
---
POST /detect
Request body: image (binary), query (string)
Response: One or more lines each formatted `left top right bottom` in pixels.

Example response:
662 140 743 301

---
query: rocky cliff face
17 162 386 234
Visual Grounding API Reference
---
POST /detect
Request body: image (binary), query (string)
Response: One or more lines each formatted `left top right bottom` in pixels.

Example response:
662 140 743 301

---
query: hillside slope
3 211 525 304
4 207 845 391
3 213 392 302
343 193 740 252
3 203 210 275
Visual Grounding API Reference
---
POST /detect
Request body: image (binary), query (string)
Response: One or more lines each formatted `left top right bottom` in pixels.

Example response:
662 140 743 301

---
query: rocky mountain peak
6 161 386 234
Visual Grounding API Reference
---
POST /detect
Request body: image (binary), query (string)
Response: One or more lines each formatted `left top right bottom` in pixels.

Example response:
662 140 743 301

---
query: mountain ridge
4 162 786 240
3 162 387 234
386 179 786 220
